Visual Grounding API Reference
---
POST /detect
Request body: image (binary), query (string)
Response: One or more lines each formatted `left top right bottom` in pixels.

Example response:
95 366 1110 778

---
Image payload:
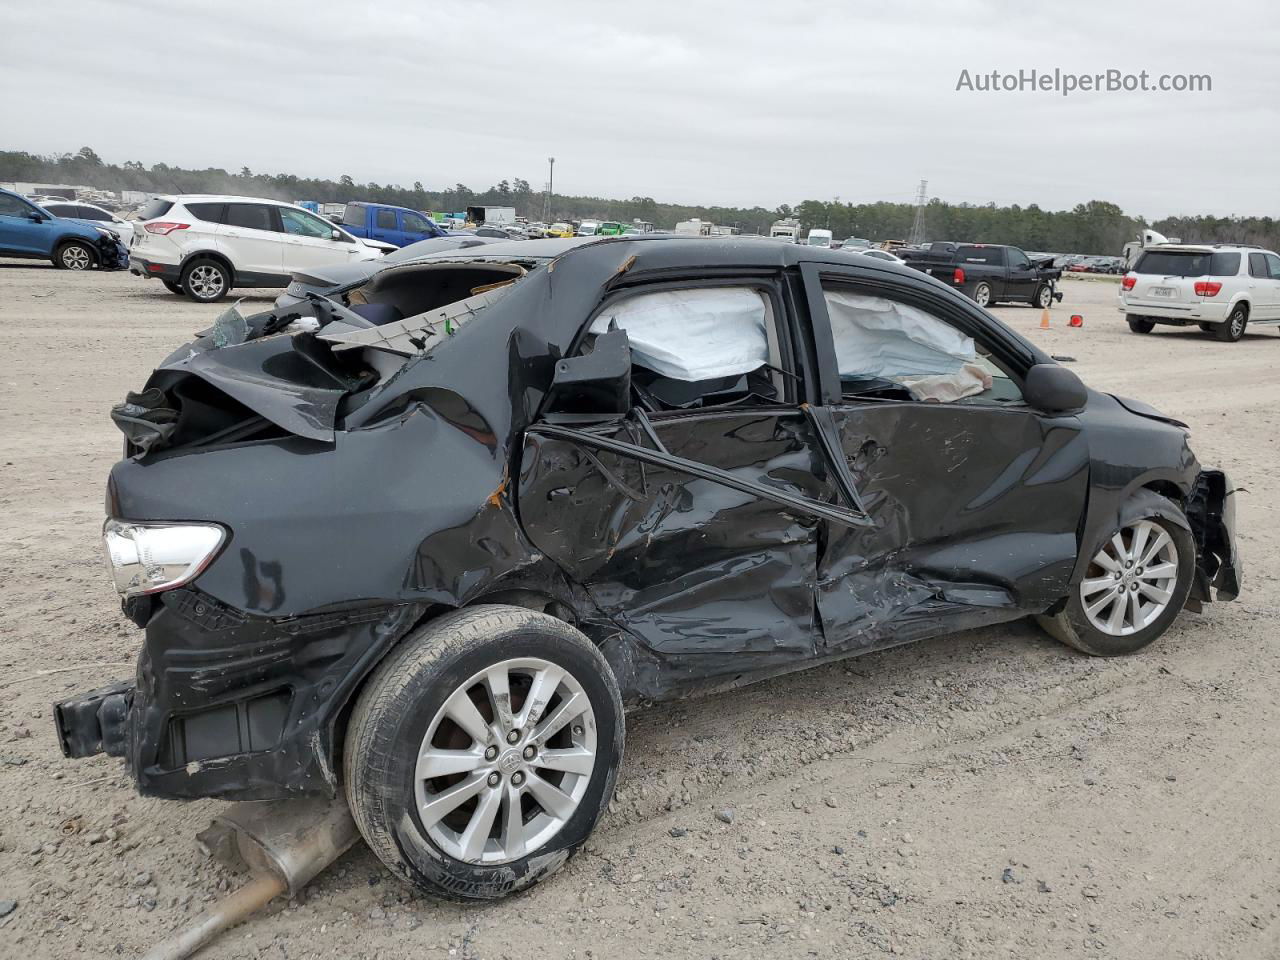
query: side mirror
547 327 631 414
1024 362 1087 413
28 211 46 222
330 229 342 240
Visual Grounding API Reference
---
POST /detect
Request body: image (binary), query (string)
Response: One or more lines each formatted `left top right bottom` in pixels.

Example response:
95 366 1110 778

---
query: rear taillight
144 221 189 236
1121 274 1137 290
1193 280 1222 297
953 267 966 284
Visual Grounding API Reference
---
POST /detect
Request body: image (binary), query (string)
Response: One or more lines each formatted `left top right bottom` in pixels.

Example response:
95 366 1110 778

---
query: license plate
1149 286 1176 298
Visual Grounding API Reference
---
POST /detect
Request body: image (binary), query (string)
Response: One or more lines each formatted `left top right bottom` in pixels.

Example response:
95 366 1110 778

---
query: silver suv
1119 244 1280 342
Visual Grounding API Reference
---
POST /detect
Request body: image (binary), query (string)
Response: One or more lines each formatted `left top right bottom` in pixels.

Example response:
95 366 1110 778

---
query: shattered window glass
211 301 250 348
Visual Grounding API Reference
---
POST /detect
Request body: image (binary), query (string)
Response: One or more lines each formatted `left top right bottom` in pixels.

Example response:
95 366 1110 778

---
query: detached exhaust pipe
139 797 359 960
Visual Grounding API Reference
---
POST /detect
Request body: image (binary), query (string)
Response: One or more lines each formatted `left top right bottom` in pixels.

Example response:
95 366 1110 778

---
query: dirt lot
0 264 1276 960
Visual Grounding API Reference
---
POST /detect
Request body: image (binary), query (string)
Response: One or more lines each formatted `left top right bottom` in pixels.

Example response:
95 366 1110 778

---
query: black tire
1034 284 1053 309
344 605 624 902
180 257 230 303
162 280 184 295
1036 502 1194 657
54 240 97 271
1212 304 1248 342
971 282 993 308
1127 316 1155 334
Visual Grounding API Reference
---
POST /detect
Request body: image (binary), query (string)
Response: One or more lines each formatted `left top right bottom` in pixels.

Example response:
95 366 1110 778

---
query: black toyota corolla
55 236 1240 901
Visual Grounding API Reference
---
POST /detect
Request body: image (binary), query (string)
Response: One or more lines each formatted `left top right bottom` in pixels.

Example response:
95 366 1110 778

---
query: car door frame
0 194 56 256
398 209 438 245
1261 252 1280 322
796 259 1091 647
1245 252 1272 321
214 202 287 281
277 205 359 273
516 269 874 695
1004 246 1039 302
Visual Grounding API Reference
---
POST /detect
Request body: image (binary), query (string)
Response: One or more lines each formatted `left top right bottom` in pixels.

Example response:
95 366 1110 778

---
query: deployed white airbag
589 287 768 381
824 290 976 377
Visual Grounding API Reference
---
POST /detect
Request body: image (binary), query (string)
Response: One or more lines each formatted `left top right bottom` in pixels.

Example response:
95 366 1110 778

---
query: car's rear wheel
1035 284 1053 309
1127 316 1155 334
344 605 624 902
972 282 993 308
1037 508 1194 656
55 240 96 271
1212 304 1248 342
162 280 184 295
181 257 230 303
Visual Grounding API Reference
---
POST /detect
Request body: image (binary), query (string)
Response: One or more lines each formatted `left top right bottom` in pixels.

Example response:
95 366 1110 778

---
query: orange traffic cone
1039 307 1051 329
1069 314 1083 328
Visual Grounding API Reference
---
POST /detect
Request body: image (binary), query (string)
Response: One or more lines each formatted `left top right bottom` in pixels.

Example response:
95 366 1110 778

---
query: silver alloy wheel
1037 285 1052 308
973 284 991 307
61 244 91 270
1079 519 1179 637
414 657 597 865
188 265 225 299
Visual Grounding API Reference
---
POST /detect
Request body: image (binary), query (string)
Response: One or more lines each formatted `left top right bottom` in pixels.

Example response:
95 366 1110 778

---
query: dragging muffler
139 796 359 960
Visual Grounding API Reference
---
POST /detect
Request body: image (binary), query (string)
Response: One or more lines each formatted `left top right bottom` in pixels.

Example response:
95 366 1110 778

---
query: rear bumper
1119 300 1231 324
52 587 426 801
129 257 181 282
55 680 133 758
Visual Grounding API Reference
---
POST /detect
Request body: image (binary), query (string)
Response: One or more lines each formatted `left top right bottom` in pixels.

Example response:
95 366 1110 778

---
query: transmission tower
908 179 928 245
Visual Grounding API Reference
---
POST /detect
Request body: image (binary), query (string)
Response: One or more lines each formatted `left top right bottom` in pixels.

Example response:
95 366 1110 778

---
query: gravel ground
0 264 1276 960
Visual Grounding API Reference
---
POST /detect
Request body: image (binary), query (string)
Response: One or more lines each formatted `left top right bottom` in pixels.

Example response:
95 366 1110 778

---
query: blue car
0 188 129 270
338 201 452 248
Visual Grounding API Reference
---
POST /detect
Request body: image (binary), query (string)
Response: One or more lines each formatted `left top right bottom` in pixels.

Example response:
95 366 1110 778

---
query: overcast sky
2 0 1275 218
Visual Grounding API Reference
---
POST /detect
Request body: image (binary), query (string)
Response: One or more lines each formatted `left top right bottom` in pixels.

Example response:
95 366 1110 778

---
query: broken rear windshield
1135 250 1240 277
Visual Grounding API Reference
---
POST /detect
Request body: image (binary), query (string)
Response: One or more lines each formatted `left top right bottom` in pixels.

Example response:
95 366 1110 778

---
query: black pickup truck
898 242 1062 309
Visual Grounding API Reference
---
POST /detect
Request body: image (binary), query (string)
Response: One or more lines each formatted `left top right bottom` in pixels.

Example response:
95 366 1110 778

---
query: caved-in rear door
517 408 842 679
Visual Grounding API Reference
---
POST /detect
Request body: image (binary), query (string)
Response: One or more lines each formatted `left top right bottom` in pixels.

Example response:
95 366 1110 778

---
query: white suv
129 195 392 302
1119 244 1280 342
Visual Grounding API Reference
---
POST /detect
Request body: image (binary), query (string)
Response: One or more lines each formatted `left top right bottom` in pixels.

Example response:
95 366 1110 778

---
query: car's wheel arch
1227 297 1250 317
1047 479 1194 622
325 588 590 788
180 249 235 285
53 234 99 259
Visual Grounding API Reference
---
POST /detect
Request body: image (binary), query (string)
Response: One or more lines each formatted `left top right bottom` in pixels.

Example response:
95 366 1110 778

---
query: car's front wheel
1037 504 1194 656
180 257 230 303
344 605 624 901
54 240 97 271
1035 284 1053 309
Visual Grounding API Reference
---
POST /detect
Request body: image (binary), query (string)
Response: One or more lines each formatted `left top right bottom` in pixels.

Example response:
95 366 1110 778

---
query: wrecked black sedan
56 236 1240 901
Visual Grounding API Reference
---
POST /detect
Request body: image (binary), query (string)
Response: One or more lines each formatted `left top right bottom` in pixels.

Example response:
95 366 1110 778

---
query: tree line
4 147 1277 256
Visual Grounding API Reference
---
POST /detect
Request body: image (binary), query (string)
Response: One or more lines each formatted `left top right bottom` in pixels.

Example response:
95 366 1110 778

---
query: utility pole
543 157 555 223
908 179 928 245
